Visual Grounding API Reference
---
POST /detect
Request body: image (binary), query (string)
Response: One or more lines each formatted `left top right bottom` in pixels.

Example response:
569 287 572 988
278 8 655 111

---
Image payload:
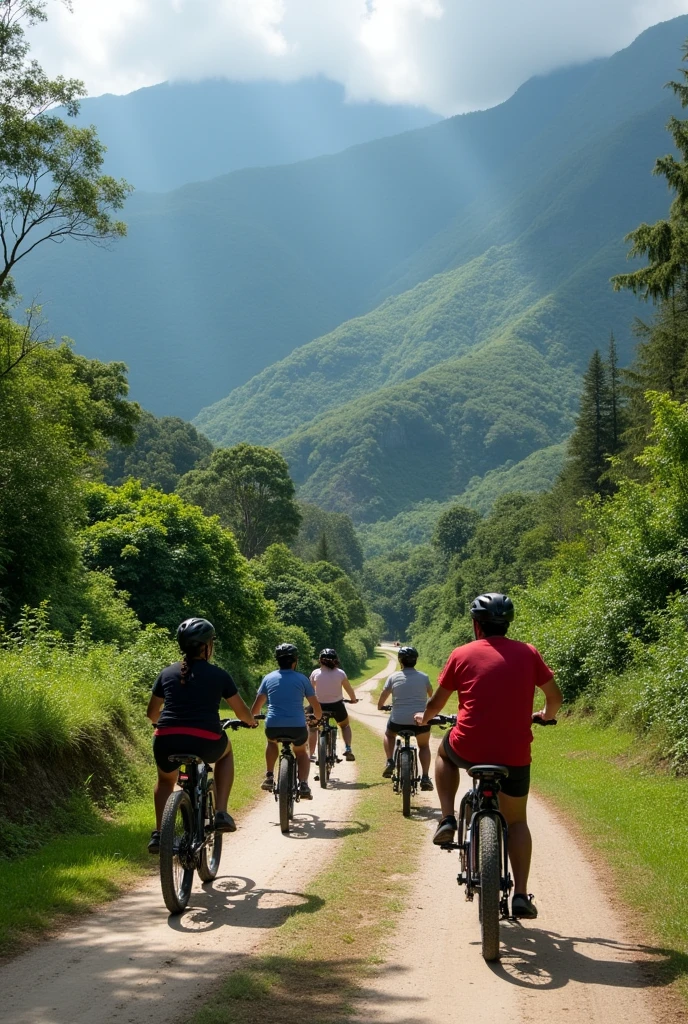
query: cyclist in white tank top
378 646 434 790
308 648 359 761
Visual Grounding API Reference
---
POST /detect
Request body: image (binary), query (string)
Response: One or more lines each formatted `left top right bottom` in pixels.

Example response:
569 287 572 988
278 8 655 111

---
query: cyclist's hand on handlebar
532 711 557 726
347 697 359 704
413 712 425 727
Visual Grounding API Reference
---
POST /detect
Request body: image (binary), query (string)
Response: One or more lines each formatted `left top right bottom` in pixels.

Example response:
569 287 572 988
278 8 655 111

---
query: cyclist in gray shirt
378 646 434 791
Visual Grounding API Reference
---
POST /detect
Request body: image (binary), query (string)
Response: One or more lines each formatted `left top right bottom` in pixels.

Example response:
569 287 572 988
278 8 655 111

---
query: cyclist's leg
498 791 531 895
295 740 311 783
383 728 395 759
435 736 461 819
265 737 279 774
308 724 318 757
213 739 234 813
338 715 353 747
153 766 178 829
416 730 431 776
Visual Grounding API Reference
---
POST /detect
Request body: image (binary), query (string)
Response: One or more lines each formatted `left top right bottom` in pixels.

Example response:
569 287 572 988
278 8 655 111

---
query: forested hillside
18 17 688 418
71 77 440 192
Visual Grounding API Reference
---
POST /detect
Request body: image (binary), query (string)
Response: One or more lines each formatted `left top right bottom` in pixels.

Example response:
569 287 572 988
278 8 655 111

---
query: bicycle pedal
335 757 343 764
314 774 320 781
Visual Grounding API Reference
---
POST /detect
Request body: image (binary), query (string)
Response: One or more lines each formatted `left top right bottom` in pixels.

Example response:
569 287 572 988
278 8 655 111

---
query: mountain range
16 16 688 524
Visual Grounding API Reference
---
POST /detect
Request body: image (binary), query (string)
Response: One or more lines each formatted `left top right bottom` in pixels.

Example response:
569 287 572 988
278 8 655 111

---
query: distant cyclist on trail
146 617 257 854
252 643 323 800
377 645 434 791
414 593 562 920
308 648 358 763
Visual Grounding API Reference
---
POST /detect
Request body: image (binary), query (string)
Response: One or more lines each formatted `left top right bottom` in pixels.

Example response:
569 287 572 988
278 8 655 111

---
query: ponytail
180 653 193 685
179 641 206 684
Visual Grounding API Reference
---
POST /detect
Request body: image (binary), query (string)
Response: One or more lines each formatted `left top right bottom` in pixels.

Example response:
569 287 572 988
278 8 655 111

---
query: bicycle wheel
318 732 329 789
198 779 222 883
400 748 412 817
288 758 296 820
159 789 195 914
278 755 291 833
478 814 501 962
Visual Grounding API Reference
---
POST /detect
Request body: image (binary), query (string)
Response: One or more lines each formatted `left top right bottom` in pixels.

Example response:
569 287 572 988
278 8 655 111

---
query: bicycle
310 699 355 789
380 704 425 816
158 716 263 915
438 713 557 962
270 732 309 834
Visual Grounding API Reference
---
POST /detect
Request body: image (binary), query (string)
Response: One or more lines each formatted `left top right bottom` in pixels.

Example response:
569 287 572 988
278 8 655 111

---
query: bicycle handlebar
220 715 266 730
428 714 457 726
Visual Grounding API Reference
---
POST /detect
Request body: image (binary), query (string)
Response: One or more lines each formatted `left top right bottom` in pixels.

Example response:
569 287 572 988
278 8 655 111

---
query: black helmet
319 648 337 661
275 643 298 661
398 645 418 663
469 593 515 625
177 617 215 651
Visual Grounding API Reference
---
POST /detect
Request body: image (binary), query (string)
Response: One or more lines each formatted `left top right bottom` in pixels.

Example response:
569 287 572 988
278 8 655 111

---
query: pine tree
564 350 615 496
314 531 330 563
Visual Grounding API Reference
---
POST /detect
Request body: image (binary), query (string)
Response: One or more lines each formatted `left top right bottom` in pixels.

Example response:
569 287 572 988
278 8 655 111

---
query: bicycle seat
270 735 296 745
167 753 204 765
466 764 510 779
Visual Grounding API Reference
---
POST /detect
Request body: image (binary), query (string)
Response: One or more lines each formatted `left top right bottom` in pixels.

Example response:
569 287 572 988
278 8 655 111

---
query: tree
432 504 481 558
565 350 615 496
177 443 302 559
105 409 213 493
81 481 275 668
290 501 364 574
314 531 330 563
0 1 131 304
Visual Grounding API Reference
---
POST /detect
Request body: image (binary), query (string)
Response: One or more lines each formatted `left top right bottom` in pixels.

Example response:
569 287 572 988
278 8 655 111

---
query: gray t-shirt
384 668 432 725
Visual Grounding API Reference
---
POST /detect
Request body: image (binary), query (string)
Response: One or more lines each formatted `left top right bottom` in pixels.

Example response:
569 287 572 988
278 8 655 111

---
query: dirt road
1 651 680 1023
350 650 674 1023
0 747 362 1024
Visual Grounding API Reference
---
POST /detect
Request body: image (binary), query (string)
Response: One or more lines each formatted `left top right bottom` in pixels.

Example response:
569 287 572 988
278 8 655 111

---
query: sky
32 0 688 115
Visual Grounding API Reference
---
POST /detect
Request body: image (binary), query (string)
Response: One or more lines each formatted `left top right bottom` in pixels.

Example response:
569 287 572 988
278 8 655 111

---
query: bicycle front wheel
278 755 291 833
400 749 412 817
198 779 222 883
160 789 195 914
318 733 329 789
478 814 501 962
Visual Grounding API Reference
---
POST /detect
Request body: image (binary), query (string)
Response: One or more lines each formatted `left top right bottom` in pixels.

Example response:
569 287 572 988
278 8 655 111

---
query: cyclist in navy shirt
252 643 322 799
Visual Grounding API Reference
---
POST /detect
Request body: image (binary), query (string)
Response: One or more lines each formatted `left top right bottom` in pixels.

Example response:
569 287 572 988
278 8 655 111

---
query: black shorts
309 700 348 724
153 732 228 773
440 733 530 798
265 726 309 747
387 719 431 736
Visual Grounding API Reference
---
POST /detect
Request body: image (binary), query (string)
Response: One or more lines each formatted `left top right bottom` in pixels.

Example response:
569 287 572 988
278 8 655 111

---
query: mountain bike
311 699 355 789
440 714 557 962
380 705 426 816
270 733 307 834
158 716 263 915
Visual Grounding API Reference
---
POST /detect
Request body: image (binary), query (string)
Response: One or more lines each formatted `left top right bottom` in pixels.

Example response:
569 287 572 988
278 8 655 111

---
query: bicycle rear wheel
198 779 222 883
278 756 291 833
478 814 501 962
318 732 329 789
400 748 412 818
160 789 195 914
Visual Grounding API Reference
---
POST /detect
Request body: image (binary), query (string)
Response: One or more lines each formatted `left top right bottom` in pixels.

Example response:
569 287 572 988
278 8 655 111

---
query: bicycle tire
478 814 501 962
198 779 222 883
278 755 291 833
400 748 412 817
318 733 328 789
159 789 195 914
289 758 296 820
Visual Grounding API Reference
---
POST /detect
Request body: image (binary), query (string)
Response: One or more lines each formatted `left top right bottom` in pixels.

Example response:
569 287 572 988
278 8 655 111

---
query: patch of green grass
534 716 688 994
191 720 422 1024
346 650 389 687
0 726 266 956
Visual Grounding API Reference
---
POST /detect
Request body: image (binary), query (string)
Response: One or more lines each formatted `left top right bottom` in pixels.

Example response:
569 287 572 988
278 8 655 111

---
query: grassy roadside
533 716 688 994
190 719 421 1024
0 726 266 956
346 649 389 687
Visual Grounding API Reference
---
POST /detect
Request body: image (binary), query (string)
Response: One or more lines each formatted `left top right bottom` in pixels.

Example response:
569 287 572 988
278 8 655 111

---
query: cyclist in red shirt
414 592 562 919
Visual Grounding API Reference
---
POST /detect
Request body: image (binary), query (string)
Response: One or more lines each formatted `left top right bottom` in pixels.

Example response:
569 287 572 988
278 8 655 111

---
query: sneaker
299 781 313 800
213 811 237 833
147 830 161 854
261 772 274 792
433 815 457 846
420 775 434 792
344 747 356 762
382 759 395 778
512 893 538 920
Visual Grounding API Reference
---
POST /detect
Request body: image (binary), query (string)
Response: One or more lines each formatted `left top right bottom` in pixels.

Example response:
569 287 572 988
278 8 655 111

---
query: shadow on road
280 812 370 841
167 874 324 934
489 924 688 991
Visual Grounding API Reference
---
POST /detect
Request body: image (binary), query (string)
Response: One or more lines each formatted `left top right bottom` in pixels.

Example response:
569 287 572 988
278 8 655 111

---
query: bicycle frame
274 740 300 802
392 731 419 794
175 760 213 858
456 775 511 916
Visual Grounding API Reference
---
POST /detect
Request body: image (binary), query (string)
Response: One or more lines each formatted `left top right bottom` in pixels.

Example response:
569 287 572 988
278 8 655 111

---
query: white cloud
30 0 688 114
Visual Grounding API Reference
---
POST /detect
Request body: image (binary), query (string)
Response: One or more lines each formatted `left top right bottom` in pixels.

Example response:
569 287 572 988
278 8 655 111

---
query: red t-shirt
439 636 553 766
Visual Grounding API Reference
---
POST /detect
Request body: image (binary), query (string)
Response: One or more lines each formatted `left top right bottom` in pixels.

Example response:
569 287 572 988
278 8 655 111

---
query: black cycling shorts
153 732 228 773
440 733 531 798
308 700 348 724
265 725 309 747
387 719 431 736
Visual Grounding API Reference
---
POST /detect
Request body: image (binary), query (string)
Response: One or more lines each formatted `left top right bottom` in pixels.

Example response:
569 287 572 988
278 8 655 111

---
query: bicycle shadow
167 874 324 934
324 778 385 791
488 923 688 992
280 812 371 841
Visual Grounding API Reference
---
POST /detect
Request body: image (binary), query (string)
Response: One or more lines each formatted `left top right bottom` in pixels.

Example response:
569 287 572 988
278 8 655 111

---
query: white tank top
310 666 347 703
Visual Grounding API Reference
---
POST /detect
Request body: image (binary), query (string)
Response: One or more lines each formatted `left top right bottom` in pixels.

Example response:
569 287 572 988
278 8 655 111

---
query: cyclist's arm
534 678 562 722
342 677 358 703
377 686 392 711
146 694 164 724
415 685 451 725
227 692 257 727
251 692 267 716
